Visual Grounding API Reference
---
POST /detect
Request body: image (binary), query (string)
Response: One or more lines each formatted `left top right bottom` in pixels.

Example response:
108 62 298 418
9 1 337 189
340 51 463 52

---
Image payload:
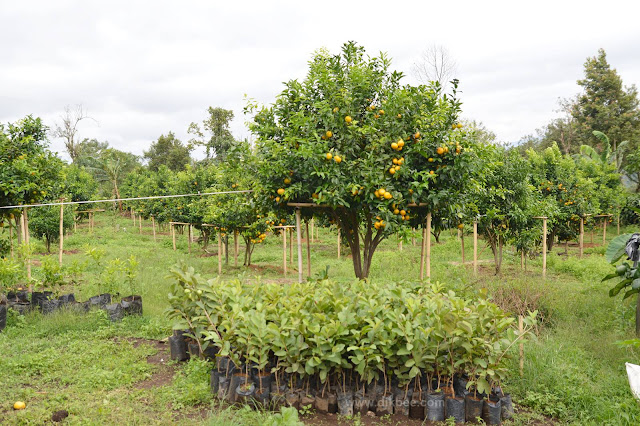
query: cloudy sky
1 0 639 161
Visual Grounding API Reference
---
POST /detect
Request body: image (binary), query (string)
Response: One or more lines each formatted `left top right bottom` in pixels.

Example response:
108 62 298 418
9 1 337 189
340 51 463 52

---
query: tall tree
571 49 640 152
53 104 96 162
144 132 191 171
188 107 236 160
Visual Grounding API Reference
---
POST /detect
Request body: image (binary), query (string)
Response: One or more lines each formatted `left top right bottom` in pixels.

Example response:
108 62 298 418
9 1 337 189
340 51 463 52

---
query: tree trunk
333 208 384 280
113 181 123 212
546 231 555 252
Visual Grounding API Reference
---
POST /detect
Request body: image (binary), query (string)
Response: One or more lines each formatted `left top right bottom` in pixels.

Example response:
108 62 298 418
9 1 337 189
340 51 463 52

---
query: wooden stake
151 216 156 241
519 315 524 378
139 214 142 234
602 217 607 246
337 228 341 259
9 218 13 258
59 202 64 266
188 225 192 254
398 237 403 251
579 217 584 259
617 213 621 235
426 212 432 279
24 207 31 286
459 227 465 263
217 232 222 275
234 230 239 267
289 228 293 265
295 209 303 283
542 217 547 279
172 224 176 251
412 228 416 246
310 219 315 243
473 220 478 276
521 250 524 270
283 229 287 277
420 225 426 280
132 210 135 225
306 221 311 278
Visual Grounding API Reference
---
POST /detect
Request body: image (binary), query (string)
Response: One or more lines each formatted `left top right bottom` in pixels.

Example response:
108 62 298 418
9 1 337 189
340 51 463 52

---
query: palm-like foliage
576 130 628 172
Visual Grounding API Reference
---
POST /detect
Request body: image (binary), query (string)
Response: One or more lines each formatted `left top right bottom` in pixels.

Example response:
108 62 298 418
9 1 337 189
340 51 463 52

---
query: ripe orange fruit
312 193 319 199
379 188 386 195
384 192 392 199
428 157 434 162
408 189 414 194
414 132 421 139
374 114 380 119
404 215 410 221
389 168 396 175
397 114 402 118
345 116 352 123
13 401 25 410
444 146 449 153
393 158 398 165
275 196 280 202
277 188 285 195
398 141 405 148
436 147 444 155
429 170 435 175
333 107 339 113
379 110 385 115
391 142 398 150
334 156 342 163
374 190 380 198
394 209 400 215
326 131 333 138
457 123 463 129
326 153 333 160
400 210 406 216
284 178 291 185
457 224 464 229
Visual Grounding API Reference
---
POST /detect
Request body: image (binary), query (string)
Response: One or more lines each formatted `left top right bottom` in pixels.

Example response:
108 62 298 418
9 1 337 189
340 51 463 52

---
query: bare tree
53 104 96 162
411 45 458 90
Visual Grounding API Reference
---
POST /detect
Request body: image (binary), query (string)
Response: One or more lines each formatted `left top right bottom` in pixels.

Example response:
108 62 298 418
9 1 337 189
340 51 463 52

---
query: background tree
86 148 140 210
411 45 458 91
188 107 236 161
570 49 640 152
28 206 74 253
53 104 96 162
144 132 192 172
74 138 109 168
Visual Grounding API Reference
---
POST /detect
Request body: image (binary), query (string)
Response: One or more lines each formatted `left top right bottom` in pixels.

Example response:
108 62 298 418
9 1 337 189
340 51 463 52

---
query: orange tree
198 142 276 266
527 143 600 251
247 42 474 279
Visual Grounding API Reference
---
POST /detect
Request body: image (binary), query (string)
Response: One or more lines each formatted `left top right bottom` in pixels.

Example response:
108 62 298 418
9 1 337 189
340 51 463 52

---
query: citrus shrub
167 263 536 399
247 42 475 279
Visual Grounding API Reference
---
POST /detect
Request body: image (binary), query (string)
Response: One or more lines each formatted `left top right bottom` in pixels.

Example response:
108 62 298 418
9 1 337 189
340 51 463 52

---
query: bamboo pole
188 225 192 254
218 232 222 275
283 229 287 276
289 228 293 266
172 224 176 251
602 216 607 246
337 228 341 259
306 221 311 278
234 230 239 267
151 216 156 241
420 225 426 280
59 201 64 266
579 217 584 259
519 315 524 378
295 209 303 283
90 212 94 232
426 212 432 279
473 220 478 276
542 218 547 279
398 237 403 251
138 214 142 234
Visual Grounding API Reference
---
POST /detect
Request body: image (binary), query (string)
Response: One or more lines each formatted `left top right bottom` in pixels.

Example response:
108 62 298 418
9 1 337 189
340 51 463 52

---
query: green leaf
624 288 640 300
610 278 632 297
606 234 633 264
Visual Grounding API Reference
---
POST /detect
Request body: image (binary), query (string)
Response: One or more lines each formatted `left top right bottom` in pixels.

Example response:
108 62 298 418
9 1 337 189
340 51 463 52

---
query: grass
1 211 640 424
